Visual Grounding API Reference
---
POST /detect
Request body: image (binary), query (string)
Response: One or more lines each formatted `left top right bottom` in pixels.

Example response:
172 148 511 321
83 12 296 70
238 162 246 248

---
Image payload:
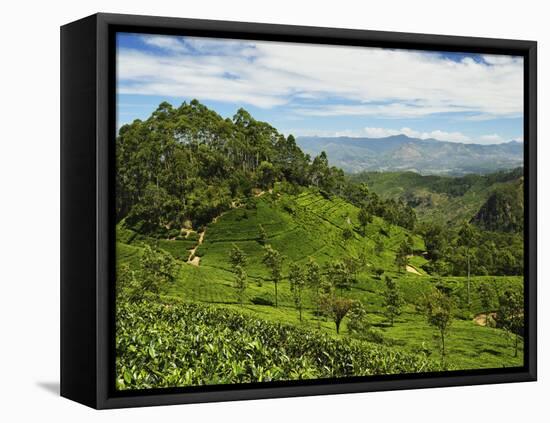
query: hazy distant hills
297 135 523 175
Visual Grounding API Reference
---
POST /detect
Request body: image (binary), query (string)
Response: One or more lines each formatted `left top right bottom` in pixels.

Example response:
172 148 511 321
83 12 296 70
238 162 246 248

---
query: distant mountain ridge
297 135 523 175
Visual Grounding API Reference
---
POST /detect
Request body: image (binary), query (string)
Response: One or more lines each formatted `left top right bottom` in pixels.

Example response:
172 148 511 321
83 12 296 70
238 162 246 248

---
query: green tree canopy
289 263 306 321
262 245 284 307
425 289 454 362
383 276 403 326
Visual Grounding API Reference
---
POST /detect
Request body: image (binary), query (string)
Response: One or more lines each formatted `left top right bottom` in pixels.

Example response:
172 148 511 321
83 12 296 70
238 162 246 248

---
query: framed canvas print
60 13 537 409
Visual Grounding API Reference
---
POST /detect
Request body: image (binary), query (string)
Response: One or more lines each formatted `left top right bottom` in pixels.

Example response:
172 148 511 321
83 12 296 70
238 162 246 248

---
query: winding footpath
187 230 205 266
185 193 257 266
405 264 422 275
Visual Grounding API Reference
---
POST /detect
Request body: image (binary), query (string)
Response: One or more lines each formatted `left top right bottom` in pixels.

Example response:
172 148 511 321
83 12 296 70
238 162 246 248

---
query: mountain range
297 135 523 175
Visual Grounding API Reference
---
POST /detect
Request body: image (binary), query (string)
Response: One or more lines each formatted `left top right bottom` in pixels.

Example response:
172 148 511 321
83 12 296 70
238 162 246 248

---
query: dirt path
185 206 233 266
212 214 223 224
405 264 421 275
405 254 424 275
187 230 205 266
177 228 195 239
184 189 270 266
254 188 273 197
473 312 496 327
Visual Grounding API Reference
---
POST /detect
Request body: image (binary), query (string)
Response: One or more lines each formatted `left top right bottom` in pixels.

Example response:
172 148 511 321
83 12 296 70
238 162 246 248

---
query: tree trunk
274 280 278 308
441 331 446 359
467 251 471 306
514 334 518 357
316 290 321 329
335 319 341 334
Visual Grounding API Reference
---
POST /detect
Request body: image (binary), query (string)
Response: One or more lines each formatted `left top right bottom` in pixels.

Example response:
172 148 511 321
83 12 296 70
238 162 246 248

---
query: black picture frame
61 12 537 409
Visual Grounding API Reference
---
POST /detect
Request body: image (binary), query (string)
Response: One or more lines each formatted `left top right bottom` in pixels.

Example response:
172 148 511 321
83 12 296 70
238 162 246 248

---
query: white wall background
0 0 546 421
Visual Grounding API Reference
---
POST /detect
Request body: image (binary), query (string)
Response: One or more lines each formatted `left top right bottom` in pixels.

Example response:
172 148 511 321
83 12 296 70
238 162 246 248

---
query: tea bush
116 300 438 390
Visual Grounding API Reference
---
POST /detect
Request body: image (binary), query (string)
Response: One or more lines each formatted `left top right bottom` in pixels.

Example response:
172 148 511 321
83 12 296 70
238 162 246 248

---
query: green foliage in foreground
116 300 438 390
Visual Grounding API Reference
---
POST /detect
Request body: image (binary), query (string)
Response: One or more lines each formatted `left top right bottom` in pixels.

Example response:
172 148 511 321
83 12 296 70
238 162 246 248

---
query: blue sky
116 33 524 144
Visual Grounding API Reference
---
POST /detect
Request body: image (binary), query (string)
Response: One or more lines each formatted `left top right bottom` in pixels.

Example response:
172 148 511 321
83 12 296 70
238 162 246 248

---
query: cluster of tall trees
117 100 419 240
394 237 414 273
116 100 347 234
423 283 524 363
419 221 523 277
342 182 416 230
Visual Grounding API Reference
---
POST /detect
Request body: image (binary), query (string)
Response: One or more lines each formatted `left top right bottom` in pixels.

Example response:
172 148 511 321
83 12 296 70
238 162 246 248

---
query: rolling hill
350 168 524 226
117 187 523 372
114 100 525 388
297 135 523 175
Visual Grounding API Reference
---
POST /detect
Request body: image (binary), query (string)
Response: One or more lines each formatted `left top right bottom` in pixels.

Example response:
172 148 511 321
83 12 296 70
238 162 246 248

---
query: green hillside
351 168 523 226
196 189 423 273
115 100 525 390
117 187 523 375
118 187 427 307
472 177 524 232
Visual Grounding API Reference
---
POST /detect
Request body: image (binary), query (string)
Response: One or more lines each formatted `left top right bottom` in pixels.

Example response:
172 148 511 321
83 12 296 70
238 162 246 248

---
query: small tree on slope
497 289 523 357
358 206 372 236
305 258 323 328
425 289 453 364
289 263 306 321
383 276 403 326
229 244 248 306
262 245 284 307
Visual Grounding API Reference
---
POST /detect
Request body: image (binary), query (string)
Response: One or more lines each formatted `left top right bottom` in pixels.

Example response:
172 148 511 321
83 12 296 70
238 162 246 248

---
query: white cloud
283 128 365 138
117 49 287 108
362 127 471 143
422 129 471 143
479 133 504 143
288 126 509 144
294 103 473 118
284 126 470 142
482 54 523 66
118 35 523 119
361 127 401 138
142 35 190 53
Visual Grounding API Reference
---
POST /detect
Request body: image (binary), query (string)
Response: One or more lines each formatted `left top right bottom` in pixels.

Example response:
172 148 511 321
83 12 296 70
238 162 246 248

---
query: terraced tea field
116 188 523 374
